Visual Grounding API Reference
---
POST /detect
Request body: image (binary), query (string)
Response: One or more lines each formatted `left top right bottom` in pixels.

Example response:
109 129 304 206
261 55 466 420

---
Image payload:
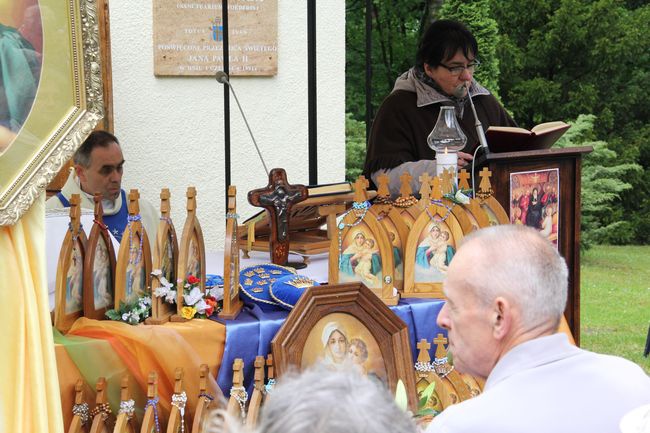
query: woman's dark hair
73 130 120 167
416 19 478 67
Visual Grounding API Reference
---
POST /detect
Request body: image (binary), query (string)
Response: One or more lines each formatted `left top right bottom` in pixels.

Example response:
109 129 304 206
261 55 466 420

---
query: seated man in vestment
46 130 158 241
426 225 650 433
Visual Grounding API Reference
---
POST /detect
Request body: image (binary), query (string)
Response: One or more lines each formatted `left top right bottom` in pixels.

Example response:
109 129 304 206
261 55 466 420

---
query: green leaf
394 379 408 412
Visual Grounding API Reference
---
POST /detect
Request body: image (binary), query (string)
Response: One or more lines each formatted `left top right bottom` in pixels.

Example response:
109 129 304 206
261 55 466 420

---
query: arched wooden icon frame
479 196 510 225
141 372 160 433
190 364 213 433
329 177 397 306
55 194 88 333
455 169 492 229
83 194 116 320
219 185 243 320
147 189 179 325
114 190 153 305
403 200 473 298
271 282 418 412
369 204 409 293
114 376 137 433
166 368 187 433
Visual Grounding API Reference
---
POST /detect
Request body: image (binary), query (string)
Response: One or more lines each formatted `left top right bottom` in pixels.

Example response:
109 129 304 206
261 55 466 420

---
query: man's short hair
73 130 120 167
256 365 415 433
458 225 568 328
416 19 478 68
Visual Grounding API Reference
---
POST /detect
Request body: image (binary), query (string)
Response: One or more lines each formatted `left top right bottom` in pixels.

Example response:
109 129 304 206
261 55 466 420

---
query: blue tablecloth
213 297 446 396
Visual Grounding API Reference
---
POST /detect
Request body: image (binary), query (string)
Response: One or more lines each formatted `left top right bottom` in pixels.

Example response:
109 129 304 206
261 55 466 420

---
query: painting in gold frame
0 0 104 226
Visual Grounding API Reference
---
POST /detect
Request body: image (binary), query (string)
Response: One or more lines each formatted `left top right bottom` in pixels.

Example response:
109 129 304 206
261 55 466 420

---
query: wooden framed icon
55 195 87 333
114 190 152 305
147 189 179 324
83 194 116 320
219 185 243 320
328 177 397 305
272 282 418 412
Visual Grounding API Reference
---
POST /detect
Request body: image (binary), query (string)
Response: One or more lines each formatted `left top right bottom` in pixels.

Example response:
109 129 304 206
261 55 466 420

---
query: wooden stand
245 356 266 427
114 190 152 305
166 368 187 433
219 186 243 320
113 377 136 433
264 354 274 403
476 146 592 343
55 194 88 333
67 379 90 433
191 364 213 433
147 189 179 325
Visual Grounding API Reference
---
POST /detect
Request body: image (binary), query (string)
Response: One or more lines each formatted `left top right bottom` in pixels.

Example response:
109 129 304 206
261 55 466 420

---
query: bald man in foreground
427 225 650 433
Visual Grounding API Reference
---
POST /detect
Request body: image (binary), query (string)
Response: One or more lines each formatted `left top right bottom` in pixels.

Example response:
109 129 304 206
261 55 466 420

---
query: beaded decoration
337 201 371 266
89 402 112 421
69 222 84 256
425 199 455 224
118 399 135 419
171 391 188 433
159 216 175 241
72 402 90 425
127 215 143 265
414 361 434 372
264 378 276 395
144 396 161 433
230 385 249 421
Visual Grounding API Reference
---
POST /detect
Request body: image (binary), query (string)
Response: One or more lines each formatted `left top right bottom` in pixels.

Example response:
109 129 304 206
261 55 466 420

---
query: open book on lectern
486 121 570 153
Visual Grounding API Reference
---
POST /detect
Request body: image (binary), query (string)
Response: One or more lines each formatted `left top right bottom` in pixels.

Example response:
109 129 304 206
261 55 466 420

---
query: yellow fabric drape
0 195 64 433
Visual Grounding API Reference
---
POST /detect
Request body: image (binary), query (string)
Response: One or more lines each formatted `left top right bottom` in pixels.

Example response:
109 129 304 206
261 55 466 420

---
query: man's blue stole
56 190 128 242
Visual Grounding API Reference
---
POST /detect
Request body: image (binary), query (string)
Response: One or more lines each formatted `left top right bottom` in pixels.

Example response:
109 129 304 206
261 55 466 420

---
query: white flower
122 313 129 321
207 286 224 301
151 269 162 277
194 298 209 314
165 289 177 304
454 189 470 204
154 285 170 298
184 286 203 306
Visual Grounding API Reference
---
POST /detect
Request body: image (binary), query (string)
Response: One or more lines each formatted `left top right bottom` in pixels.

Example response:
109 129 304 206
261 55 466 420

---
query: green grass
581 245 650 374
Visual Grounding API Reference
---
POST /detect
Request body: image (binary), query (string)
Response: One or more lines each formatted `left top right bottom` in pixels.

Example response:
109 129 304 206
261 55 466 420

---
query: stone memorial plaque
153 0 277 76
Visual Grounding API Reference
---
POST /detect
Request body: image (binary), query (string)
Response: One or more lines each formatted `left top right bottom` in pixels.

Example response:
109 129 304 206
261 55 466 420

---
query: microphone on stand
216 70 270 176
455 81 489 196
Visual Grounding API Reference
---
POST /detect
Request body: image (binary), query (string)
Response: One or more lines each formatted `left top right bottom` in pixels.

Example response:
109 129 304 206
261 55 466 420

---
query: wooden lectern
476 146 592 345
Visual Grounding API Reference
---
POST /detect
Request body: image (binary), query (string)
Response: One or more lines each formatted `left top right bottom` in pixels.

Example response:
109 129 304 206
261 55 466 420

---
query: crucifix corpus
248 168 308 267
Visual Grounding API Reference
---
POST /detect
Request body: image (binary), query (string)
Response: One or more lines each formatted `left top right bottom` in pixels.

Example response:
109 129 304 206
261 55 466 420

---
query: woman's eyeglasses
439 61 480 76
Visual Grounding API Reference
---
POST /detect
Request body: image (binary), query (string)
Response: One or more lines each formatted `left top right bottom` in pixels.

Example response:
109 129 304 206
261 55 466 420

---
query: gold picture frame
0 0 104 226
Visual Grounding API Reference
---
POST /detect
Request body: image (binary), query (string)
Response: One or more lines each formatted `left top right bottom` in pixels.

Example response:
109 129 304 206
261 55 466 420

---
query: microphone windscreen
215 70 229 84
453 84 466 98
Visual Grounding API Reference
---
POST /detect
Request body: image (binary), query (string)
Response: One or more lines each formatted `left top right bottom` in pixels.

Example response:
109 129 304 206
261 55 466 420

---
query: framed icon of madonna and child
272 282 418 412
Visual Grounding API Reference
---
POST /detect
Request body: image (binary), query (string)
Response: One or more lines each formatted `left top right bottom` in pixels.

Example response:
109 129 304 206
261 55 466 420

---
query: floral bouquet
152 271 223 320
106 296 152 325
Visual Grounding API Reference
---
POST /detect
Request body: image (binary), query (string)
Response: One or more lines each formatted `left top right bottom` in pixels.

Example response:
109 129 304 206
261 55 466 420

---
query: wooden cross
266 354 274 381
352 175 369 202
478 167 493 198
160 188 171 219
173 367 184 395
93 193 105 225
198 364 209 395
147 372 157 399
430 176 443 200
120 376 131 405
458 169 471 190
128 189 141 215
399 172 413 197
433 333 448 360
253 356 266 391
232 358 244 388
248 168 308 265
69 194 81 234
185 187 197 216
441 168 454 194
416 339 432 364
376 173 391 197
419 173 432 202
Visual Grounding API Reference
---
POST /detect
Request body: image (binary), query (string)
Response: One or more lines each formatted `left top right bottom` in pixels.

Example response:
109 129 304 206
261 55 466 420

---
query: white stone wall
109 0 346 252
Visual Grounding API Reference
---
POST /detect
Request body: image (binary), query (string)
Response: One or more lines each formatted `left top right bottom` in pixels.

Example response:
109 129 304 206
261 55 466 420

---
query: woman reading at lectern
363 19 516 196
